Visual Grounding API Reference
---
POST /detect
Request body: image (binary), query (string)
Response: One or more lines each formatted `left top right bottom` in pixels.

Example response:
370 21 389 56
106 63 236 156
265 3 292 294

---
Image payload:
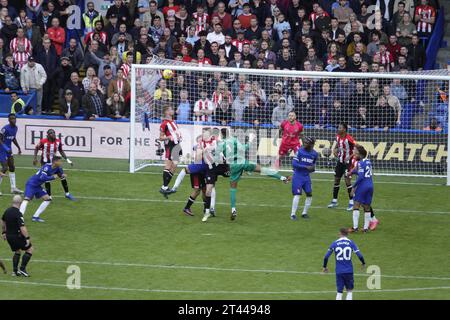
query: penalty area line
0 279 449 295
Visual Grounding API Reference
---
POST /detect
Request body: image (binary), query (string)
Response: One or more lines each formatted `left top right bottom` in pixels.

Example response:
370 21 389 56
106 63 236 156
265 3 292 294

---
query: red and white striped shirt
374 51 393 68
84 31 108 45
27 0 40 7
335 133 355 163
194 99 213 122
212 90 233 108
10 37 32 54
120 64 131 78
160 119 181 144
415 5 436 33
193 12 209 33
231 39 251 53
13 51 30 69
38 138 63 163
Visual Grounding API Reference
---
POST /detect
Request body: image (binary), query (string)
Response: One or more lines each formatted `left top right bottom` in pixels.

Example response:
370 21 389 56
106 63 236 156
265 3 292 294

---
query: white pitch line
15 166 445 186
0 279 449 295
33 194 449 216
9 258 450 281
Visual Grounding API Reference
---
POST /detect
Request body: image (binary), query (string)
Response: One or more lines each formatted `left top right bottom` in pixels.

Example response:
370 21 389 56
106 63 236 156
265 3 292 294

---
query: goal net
130 57 449 182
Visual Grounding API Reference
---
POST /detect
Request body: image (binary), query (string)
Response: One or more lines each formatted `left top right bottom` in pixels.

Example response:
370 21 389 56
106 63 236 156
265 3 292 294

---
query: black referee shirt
2 207 24 236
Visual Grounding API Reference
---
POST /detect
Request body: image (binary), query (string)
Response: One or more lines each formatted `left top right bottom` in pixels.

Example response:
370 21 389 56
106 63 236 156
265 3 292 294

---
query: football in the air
162 69 173 80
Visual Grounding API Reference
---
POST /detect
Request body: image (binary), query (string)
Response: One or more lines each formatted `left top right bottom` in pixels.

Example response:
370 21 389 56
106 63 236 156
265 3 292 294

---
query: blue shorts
0 150 8 163
354 185 373 205
292 175 312 195
188 163 207 175
336 273 354 293
24 183 48 200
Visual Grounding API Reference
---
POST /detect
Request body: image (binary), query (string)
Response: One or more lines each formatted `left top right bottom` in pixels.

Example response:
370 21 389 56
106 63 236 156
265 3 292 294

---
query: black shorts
6 234 32 252
164 142 182 161
190 173 206 189
205 164 230 185
335 161 352 178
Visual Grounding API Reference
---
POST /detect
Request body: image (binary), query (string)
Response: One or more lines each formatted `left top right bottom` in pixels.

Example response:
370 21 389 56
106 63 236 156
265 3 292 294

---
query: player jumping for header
328 123 355 211
349 145 375 233
159 105 183 198
290 137 318 220
33 129 75 201
218 128 289 221
274 111 303 169
0 113 23 195
20 156 67 223
323 227 366 300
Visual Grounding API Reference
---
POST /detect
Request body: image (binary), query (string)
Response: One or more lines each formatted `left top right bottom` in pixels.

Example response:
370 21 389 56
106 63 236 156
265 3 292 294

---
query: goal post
129 57 450 184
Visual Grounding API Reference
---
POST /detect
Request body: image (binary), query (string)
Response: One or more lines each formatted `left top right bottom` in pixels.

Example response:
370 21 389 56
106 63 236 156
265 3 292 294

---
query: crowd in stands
0 0 445 130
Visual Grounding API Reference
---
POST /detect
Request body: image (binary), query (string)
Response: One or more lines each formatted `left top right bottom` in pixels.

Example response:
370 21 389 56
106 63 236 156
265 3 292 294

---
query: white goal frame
130 63 450 185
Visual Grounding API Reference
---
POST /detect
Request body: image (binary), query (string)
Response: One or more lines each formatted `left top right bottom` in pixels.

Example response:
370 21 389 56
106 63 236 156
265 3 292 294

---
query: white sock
33 200 51 218
231 207 236 213
291 195 300 216
211 187 216 210
332 198 337 203
336 292 343 300
302 197 312 215
0 176 3 187
364 211 371 230
172 169 186 190
353 209 360 229
9 172 16 189
19 200 29 215
349 199 354 205
346 292 353 300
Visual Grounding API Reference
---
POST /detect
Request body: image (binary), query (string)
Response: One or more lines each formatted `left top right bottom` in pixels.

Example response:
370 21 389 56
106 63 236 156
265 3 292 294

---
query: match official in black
1 195 33 277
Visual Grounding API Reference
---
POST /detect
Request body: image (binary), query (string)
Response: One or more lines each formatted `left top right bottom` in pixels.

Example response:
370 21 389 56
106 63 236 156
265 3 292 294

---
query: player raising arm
0 113 23 195
274 111 303 169
33 129 75 201
290 137 318 220
20 156 66 223
218 128 288 221
350 145 375 233
323 228 366 300
327 123 355 211
159 105 183 197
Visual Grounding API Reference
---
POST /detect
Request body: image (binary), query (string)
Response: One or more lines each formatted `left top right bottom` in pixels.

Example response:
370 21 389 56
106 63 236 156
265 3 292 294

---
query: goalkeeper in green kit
217 128 290 220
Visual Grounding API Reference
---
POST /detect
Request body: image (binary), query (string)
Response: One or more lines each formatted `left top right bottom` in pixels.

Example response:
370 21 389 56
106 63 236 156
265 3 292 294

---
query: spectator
176 89 191 122
374 42 394 71
276 48 295 70
423 117 442 132
154 79 172 100
194 89 214 122
381 85 402 125
162 0 180 18
63 72 85 108
83 82 106 120
59 89 80 119
36 4 54 35
107 69 130 99
10 27 31 56
271 96 292 127
2 16 17 49
238 3 256 29
214 95 233 125
0 53 20 91
212 2 232 31
1 0 18 20
396 13 416 46
106 0 130 25
10 91 26 114
390 78 408 104
348 52 363 72
20 56 47 114
61 38 84 70
373 96 397 131
83 40 103 71
244 95 266 126
82 66 96 91
343 13 364 36
407 34 426 70
207 23 225 45
54 56 75 95
333 55 349 72
26 0 44 24
328 99 348 128
82 1 103 36
47 17 65 56
273 13 291 40
293 90 314 124
100 65 114 89
333 0 354 28
394 0 416 18
229 0 248 18
313 82 334 125
352 105 370 129
24 18 42 50
175 5 189 31
414 0 436 40
232 89 248 122
106 92 126 119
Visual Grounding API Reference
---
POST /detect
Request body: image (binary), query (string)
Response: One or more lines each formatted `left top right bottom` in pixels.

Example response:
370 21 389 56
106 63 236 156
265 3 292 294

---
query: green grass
0 156 449 300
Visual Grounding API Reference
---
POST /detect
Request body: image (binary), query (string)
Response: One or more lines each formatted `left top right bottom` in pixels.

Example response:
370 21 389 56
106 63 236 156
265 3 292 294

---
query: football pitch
0 156 449 300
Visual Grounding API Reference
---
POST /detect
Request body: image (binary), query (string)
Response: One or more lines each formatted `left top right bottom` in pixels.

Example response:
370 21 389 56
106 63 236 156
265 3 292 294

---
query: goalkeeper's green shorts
230 162 257 182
